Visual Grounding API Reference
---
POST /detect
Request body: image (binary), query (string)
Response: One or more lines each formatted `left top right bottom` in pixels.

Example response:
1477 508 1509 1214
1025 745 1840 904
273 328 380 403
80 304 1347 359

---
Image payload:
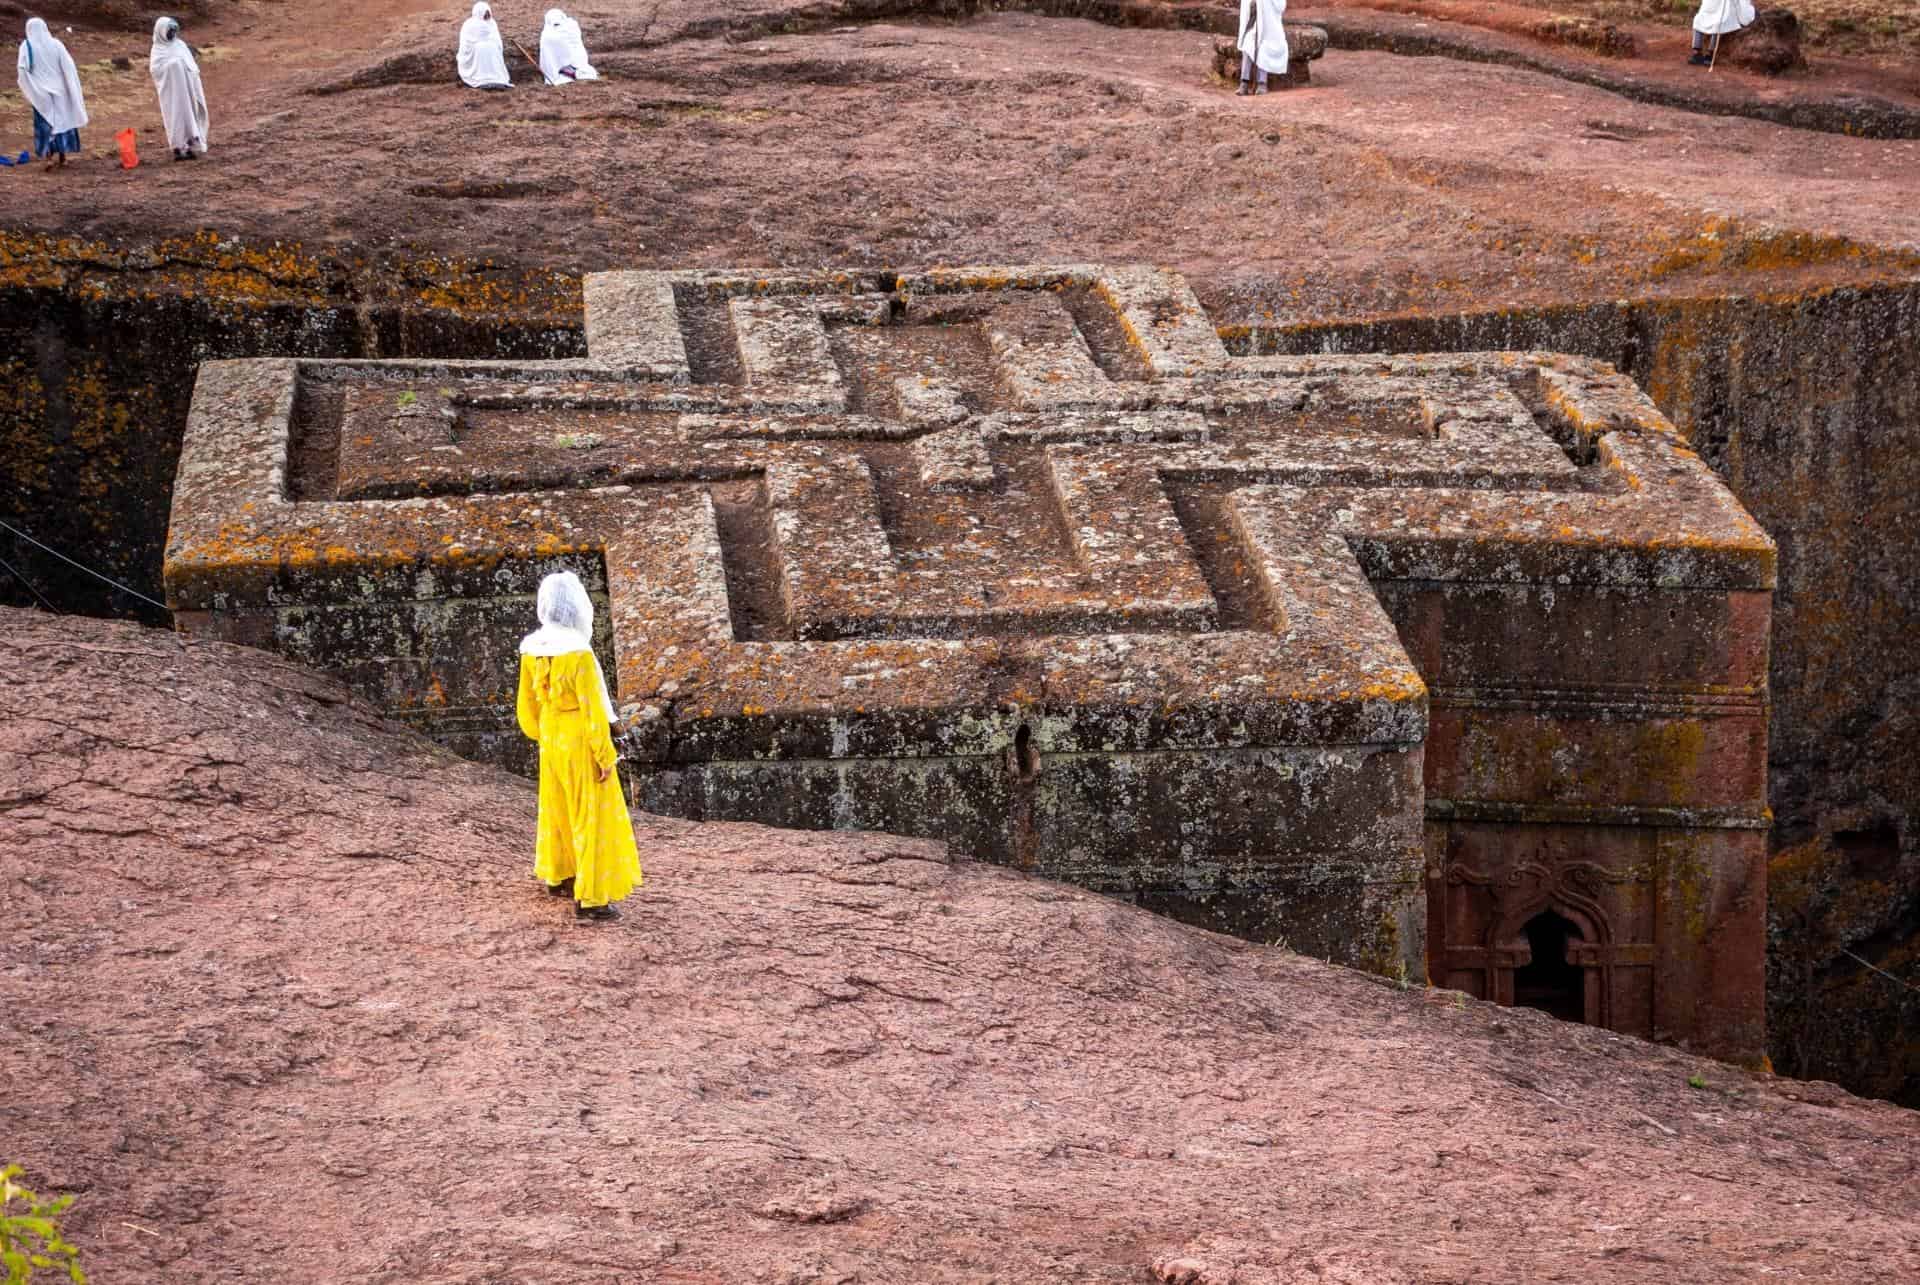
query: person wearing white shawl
458 2 511 90
515 571 642 920
1235 0 1288 96
17 18 87 167
149 17 208 160
1689 0 1755 65
538 8 598 85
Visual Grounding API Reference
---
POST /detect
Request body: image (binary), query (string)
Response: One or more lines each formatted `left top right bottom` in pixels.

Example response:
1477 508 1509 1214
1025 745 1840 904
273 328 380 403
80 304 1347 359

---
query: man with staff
1236 0 1288 95
1689 0 1755 67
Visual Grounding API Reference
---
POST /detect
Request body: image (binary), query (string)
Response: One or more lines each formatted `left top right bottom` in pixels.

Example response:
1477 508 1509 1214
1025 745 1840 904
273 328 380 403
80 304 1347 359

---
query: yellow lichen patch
0 360 53 498
1353 903 1406 981
1662 831 1717 944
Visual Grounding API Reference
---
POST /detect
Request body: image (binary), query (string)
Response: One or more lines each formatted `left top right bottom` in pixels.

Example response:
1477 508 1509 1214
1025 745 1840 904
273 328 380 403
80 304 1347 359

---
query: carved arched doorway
1433 854 1659 1040
1512 910 1588 1021
1487 897 1607 1027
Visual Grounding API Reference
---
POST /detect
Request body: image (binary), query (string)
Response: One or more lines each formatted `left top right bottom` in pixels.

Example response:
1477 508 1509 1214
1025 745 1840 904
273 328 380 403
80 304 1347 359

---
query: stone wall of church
1245 278 1920 1098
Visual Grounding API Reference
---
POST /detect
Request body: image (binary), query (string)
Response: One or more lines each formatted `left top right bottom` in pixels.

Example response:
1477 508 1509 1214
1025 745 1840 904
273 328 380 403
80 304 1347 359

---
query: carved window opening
1512 910 1586 1023
1012 723 1041 781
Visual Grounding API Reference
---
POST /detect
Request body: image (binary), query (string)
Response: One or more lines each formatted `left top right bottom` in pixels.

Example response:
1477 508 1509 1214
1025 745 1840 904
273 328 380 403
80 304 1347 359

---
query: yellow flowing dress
515 649 642 907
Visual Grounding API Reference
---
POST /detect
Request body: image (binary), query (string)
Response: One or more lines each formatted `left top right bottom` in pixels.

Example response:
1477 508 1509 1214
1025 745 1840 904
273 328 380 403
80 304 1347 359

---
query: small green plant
1687 1073 1708 1090
553 432 605 450
1 1165 87 1284
395 390 419 408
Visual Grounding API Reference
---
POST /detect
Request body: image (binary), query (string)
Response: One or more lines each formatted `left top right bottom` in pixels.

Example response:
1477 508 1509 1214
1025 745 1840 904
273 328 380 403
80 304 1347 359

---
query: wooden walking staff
514 38 540 72
1236 6 1262 94
1708 30 1722 71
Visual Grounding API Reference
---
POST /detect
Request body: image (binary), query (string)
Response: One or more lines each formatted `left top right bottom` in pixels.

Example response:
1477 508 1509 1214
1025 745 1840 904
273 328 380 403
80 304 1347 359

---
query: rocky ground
5 603 1920 1282
0 0 1913 328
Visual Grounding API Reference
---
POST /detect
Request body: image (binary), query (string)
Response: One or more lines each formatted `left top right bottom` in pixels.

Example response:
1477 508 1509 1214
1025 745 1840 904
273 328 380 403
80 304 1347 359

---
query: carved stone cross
166 264 1774 1059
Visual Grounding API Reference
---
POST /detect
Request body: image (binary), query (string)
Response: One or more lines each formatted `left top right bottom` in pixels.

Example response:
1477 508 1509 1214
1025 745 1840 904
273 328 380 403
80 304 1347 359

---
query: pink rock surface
5 605 1920 1282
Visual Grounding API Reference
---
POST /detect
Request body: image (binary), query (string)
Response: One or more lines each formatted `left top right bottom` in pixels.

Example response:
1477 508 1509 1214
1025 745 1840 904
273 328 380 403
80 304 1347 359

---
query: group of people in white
13 15 208 168
10 0 1778 170
13 3 599 171
459 5 599 90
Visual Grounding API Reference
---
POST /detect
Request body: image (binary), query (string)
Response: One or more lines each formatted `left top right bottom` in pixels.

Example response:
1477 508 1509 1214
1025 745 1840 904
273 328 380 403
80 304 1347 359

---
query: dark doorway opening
1512 911 1586 1022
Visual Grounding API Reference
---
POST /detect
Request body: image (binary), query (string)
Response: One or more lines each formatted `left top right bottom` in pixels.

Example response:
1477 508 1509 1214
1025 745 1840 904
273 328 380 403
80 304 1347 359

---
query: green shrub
0 1166 86 1285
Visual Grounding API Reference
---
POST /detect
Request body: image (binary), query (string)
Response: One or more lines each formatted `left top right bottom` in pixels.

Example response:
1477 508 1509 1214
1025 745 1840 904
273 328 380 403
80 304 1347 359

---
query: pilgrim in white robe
17 18 88 159
539 9 598 85
149 17 209 158
1693 0 1756 36
1237 0 1288 91
459 3 511 89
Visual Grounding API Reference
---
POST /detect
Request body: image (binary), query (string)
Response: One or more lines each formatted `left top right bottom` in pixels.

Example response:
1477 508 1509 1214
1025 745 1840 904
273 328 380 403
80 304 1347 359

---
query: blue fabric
31 110 81 159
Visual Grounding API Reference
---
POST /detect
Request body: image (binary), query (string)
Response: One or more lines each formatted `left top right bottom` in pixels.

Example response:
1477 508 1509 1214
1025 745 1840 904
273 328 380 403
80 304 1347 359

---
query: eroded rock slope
4 606 1919 1282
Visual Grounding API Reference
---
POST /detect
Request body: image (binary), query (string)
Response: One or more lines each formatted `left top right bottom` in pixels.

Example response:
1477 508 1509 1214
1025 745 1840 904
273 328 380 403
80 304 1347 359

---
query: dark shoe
545 877 574 897
1688 53 1712 66
575 902 621 921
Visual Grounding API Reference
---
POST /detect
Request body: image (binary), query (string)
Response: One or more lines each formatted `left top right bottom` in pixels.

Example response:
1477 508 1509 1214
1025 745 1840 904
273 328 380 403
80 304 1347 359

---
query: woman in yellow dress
516 571 642 920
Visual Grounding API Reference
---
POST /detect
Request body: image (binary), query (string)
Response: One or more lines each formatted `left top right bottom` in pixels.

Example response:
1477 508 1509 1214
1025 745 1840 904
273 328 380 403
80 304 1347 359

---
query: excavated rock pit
6 227 1914 1103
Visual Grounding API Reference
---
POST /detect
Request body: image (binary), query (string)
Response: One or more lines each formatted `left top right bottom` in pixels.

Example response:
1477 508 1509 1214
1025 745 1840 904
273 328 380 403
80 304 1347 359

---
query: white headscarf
519 571 619 721
538 9 598 85
17 18 88 135
458 2 511 89
1237 0 1290 76
149 17 209 153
